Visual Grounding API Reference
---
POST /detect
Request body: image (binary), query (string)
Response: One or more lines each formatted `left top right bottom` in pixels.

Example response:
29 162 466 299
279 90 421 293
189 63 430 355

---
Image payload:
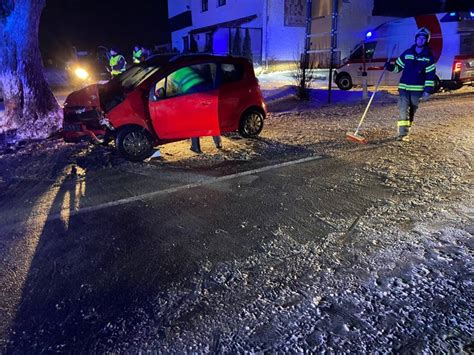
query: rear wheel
239 110 264 138
433 75 441 93
116 126 154 162
335 72 353 90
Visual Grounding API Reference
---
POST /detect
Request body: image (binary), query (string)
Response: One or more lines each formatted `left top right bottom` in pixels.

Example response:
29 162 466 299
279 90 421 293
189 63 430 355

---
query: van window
220 63 244 84
349 41 377 60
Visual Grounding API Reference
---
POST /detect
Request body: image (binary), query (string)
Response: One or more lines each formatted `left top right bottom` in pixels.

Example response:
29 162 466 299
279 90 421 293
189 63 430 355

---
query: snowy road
0 89 472 352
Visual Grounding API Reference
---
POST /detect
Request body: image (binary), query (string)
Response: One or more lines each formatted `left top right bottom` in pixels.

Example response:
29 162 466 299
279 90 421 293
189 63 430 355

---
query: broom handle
354 45 397 135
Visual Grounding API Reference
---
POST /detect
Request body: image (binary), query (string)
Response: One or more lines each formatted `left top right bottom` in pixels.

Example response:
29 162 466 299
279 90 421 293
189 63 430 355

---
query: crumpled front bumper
62 107 107 143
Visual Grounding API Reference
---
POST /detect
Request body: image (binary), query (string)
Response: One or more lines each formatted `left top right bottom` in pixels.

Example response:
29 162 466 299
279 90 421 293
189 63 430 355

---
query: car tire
335 72 353 90
115 126 154 162
239 109 264 138
433 75 441 93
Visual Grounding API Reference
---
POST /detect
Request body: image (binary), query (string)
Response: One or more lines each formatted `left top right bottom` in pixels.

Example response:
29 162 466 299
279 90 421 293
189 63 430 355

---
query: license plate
63 123 82 132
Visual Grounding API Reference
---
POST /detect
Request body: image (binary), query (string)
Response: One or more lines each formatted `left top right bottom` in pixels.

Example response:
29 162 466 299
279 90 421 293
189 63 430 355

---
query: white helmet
415 27 431 42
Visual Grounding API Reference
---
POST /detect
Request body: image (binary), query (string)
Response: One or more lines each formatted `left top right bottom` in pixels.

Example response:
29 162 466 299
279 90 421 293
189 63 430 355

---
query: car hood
64 84 101 109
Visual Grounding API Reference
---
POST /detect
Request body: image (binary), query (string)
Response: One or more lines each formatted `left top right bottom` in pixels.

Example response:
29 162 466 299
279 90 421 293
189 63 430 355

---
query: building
168 0 307 67
168 1 469 68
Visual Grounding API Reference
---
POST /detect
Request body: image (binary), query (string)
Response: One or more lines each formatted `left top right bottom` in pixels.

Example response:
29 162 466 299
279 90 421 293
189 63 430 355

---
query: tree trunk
0 0 61 140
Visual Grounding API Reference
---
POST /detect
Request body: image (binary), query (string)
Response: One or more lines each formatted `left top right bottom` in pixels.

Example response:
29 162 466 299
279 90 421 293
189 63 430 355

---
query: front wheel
116 126 154 162
239 110 264 138
335 72 353 90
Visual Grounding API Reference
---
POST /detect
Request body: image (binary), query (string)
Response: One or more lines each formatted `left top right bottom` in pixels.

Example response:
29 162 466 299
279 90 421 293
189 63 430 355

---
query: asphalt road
0 147 387 352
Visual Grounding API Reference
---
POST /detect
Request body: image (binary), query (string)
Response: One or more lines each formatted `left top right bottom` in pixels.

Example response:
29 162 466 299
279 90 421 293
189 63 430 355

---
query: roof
189 14 258 35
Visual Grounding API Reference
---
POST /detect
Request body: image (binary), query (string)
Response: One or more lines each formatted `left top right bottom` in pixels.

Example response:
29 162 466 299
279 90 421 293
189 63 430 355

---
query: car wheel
116 126 154 162
239 110 264 138
335 72 353 90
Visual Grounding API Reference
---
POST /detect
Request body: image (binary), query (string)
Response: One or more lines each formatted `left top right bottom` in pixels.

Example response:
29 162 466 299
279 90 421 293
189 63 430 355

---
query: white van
334 12 474 91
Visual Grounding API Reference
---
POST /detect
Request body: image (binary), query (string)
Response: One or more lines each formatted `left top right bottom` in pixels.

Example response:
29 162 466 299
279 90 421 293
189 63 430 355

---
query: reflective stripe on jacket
171 67 205 93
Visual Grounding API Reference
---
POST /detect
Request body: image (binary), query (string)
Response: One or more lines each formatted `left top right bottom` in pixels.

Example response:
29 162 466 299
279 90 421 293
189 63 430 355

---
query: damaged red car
62 54 267 161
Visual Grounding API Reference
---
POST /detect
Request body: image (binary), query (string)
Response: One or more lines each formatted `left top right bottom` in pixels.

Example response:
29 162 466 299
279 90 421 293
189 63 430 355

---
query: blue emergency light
470 11 474 18
366 31 373 39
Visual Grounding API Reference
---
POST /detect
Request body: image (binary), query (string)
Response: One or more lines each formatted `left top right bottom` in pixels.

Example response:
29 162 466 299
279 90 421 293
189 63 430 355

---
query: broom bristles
346 132 368 144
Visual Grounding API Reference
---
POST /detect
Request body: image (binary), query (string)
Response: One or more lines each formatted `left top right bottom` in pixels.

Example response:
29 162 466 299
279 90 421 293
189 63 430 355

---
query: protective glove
421 92 430 101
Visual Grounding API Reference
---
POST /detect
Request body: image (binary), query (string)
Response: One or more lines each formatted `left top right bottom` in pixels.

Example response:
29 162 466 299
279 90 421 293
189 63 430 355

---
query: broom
346 45 397 144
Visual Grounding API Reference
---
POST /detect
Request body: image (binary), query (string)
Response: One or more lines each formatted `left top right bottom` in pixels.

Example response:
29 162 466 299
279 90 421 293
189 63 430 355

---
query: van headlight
74 67 90 80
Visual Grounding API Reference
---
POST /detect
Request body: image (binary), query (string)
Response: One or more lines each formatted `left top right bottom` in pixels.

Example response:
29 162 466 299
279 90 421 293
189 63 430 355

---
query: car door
148 62 220 139
217 62 246 131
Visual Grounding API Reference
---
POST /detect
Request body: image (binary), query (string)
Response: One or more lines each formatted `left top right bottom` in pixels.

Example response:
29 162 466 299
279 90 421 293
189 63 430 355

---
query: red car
62 54 267 161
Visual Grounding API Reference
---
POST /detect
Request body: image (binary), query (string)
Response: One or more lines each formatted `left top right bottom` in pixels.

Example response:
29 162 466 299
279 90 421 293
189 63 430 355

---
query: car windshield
114 64 161 90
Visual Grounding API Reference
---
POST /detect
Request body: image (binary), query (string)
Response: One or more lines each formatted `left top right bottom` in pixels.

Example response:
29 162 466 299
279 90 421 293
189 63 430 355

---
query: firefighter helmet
415 27 431 42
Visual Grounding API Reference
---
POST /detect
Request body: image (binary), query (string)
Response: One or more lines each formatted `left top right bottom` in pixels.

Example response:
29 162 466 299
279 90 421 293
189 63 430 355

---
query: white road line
6 155 323 228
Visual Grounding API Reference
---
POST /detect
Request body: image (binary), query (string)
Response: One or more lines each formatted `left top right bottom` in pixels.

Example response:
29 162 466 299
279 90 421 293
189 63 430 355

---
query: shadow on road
2 143 385 352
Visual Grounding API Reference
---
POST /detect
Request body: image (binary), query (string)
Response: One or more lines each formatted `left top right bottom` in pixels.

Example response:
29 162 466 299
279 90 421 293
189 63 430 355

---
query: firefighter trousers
398 90 422 137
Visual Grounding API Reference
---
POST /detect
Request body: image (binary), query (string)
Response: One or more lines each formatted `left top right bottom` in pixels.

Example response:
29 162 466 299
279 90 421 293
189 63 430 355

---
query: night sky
40 0 169 64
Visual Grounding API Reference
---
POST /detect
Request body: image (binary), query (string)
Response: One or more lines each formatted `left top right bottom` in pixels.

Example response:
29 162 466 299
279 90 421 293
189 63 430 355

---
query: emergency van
334 12 474 92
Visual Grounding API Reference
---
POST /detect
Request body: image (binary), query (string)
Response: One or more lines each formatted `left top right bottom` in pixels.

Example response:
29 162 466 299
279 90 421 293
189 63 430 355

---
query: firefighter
385 27 436 141
109 48 126 77
132 45 143 64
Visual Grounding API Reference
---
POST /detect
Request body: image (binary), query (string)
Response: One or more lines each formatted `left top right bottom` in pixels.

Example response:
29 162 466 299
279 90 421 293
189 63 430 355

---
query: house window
205 33 213 52
217 0 226 6
183 36 189 53
202 0 208 12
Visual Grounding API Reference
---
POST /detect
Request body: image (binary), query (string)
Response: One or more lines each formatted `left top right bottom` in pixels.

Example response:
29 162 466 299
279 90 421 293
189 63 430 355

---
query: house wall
265 0 305 62
168 0 306 63
190 0 263 29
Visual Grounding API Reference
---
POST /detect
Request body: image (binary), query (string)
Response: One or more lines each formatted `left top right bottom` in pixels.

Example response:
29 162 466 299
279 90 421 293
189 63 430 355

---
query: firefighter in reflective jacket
132 45 143 64
385 27 436 141
169 66 207 94
109 48 126 77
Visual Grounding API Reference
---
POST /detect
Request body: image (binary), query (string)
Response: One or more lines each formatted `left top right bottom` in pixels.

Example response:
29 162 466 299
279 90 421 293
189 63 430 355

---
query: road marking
3 155 323 229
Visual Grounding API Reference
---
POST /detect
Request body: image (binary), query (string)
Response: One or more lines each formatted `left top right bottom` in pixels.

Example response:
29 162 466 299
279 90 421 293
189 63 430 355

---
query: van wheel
116 126 154 162
335 72 353 90
433 76 441 93
239 110 264 138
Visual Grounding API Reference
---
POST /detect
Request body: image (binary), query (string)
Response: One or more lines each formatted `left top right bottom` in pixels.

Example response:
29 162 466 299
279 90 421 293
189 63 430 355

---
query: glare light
74 67 89 80
470 11 474 17
366 31 373 38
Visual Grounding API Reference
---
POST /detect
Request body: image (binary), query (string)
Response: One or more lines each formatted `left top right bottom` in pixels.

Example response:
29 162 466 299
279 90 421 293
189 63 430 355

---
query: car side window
221 63 244 84
349 41 377 60
166 63 217 98
150 77 166 101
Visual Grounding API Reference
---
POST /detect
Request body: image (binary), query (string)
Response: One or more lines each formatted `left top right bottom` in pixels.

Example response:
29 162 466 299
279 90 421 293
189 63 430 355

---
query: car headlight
74 67 89 80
